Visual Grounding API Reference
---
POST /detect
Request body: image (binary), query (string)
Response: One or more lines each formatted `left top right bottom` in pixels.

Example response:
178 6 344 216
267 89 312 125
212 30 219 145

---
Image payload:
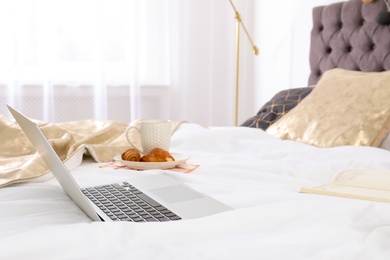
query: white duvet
1 123 390 259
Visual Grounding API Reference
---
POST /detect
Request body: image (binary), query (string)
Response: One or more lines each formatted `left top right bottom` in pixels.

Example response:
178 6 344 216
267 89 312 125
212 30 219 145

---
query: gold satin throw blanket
0 115 183 188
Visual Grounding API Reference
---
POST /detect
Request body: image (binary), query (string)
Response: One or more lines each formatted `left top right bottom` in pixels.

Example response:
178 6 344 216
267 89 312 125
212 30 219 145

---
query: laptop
7 104 232 222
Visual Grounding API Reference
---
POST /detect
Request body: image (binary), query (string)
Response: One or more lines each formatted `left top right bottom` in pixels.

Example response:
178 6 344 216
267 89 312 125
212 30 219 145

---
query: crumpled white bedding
1 123 390 260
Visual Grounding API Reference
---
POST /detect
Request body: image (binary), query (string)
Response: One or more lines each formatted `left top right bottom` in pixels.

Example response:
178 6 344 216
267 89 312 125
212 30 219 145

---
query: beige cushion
266 68 390 148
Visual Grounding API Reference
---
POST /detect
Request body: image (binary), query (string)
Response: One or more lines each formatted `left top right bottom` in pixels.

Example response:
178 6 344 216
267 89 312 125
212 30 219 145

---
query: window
0 0 170 122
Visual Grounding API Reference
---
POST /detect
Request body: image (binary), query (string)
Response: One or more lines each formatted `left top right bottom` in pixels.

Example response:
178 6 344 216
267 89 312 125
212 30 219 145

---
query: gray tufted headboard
308 0 390 85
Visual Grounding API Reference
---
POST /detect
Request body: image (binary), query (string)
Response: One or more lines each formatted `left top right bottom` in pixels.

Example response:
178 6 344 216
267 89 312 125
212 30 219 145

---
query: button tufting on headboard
308 0 390 85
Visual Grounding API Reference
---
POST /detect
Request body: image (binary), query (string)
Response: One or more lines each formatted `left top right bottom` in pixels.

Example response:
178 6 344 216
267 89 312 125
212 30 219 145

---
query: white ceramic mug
125 120 172 154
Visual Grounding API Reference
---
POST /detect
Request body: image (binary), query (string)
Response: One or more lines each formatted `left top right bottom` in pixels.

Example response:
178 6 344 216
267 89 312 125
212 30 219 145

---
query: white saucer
113 153 190 170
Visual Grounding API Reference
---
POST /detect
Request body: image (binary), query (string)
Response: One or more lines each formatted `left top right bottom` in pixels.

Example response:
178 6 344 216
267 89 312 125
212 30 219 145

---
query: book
300 168 390 202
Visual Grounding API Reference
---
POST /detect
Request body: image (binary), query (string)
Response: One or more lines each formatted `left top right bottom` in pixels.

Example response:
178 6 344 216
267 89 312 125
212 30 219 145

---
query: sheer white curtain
168 0 239 126
2 0 339 126
0 0 242 126
0 0 170 123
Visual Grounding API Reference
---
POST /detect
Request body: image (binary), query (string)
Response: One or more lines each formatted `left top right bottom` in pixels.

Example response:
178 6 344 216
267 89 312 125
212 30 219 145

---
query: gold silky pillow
266 68 390 148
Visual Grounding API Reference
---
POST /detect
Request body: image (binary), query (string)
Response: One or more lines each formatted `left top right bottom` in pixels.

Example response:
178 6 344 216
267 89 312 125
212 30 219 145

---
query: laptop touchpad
150 185 203 203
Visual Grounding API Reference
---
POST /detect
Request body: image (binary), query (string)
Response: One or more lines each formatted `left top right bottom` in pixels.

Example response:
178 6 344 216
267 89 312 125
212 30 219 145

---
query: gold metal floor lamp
229 0 259 126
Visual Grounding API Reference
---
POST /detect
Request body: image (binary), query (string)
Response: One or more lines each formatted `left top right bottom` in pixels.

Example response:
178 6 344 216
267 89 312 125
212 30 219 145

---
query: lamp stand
229 0 259 126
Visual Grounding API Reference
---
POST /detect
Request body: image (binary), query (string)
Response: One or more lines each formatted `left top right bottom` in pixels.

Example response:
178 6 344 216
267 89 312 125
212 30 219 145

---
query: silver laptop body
7 105 232 222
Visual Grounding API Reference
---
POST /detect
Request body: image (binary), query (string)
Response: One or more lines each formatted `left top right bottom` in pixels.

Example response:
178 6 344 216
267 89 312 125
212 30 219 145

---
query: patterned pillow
266 69 390 148
241 87 313 130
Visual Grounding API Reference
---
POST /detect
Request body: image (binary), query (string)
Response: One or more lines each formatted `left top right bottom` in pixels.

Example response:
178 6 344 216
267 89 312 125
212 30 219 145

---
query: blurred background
0 0 341 126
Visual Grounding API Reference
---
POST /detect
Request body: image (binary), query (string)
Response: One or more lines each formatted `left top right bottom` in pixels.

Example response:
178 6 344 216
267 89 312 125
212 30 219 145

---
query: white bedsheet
1 123 390 259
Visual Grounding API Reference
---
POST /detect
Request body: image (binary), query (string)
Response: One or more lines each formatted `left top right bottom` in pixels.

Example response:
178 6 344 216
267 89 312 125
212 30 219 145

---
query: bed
1 0 390 259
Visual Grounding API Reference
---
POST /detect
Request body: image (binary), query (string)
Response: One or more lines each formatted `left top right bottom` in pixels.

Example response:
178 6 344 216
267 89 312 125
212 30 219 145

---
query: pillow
266 68 390 148
241 87 313 130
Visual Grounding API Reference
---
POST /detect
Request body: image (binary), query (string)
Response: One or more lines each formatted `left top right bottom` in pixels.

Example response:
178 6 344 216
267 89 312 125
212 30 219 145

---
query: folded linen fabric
0 115 183 188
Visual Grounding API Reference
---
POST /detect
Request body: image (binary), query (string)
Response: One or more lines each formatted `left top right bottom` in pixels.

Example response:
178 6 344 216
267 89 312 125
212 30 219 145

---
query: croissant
121 148 141 161
141 148 175 162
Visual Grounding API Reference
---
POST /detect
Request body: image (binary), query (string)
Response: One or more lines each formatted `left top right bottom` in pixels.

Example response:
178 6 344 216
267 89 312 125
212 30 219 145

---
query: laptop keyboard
81 182 182 222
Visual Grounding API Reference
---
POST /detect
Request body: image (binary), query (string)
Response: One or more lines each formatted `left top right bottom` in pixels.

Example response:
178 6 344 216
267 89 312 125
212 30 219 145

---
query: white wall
241 0 345 123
